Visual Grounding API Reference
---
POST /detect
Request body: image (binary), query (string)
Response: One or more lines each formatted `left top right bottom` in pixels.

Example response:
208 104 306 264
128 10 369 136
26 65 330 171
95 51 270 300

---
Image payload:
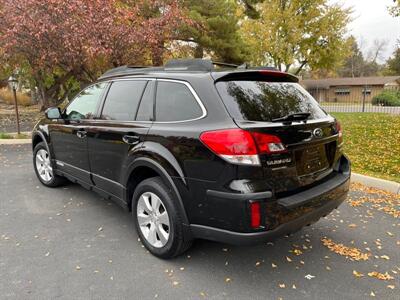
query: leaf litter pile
321 238 370 261
319 182 400 296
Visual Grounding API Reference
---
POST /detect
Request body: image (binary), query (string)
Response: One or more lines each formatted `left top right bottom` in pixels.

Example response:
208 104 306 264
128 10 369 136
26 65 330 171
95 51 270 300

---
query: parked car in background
32 59 350 258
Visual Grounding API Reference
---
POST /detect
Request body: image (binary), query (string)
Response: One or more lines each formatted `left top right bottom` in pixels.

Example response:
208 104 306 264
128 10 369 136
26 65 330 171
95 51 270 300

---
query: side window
101 80 147 121
65 83 106 120
155 81 203 122
136 81 155 121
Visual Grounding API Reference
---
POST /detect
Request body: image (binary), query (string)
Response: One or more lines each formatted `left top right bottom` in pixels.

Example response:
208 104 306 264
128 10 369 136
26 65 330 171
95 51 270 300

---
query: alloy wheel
35 149 53 182
137 192 170 248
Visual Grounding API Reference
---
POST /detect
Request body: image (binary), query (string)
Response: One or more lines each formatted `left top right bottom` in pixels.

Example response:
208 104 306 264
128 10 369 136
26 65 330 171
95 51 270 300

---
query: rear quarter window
155 81 203 122
216 81 326 122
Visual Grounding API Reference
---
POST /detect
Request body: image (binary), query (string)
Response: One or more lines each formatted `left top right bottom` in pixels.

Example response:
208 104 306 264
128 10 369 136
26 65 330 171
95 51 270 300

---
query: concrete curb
0 139 31 145
352 173 400 195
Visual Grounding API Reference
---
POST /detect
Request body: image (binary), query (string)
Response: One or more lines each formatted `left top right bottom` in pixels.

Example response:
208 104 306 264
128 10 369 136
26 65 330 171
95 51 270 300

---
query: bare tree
367 39 389 63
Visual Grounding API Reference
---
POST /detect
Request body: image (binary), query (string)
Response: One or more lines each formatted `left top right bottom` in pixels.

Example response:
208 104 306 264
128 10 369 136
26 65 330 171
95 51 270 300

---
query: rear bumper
191 165 350 245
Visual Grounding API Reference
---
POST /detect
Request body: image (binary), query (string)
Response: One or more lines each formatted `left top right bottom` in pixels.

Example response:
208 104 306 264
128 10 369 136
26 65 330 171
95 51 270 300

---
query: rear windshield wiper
272 112 311 123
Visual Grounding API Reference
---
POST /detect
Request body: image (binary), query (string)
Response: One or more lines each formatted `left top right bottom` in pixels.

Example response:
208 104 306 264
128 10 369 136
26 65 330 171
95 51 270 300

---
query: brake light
200 129 286 165
252 132 286 154
250 202 261 228
336 121 343 144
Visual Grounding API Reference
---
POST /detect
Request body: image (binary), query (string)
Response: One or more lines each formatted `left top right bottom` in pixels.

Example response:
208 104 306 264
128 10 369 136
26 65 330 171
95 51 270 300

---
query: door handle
76 129 87 139
122 135 140 145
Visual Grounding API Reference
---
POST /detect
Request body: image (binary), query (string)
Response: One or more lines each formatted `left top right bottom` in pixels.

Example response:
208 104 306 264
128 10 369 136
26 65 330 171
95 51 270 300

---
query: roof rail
98 59 284 80
165 59 214 71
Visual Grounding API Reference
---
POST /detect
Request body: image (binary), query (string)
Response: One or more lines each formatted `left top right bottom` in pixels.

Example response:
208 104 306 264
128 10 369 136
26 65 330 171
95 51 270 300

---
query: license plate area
295 144 329 176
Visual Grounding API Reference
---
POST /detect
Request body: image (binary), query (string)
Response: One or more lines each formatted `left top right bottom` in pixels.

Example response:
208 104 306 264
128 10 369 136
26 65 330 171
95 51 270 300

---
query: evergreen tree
180 0 248 64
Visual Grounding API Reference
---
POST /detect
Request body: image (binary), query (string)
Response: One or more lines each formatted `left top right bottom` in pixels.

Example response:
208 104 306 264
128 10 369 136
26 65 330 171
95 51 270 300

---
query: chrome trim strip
55 160 90 175
92 173 125 188
100 77 208 124
55 160 125 188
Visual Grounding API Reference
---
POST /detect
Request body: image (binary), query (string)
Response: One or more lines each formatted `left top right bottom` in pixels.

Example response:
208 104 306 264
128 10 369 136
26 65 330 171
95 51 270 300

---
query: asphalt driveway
1 144 399 299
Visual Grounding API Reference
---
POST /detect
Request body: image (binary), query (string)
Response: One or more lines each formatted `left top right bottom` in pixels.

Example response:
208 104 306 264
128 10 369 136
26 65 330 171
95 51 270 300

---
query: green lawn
332 113 400 183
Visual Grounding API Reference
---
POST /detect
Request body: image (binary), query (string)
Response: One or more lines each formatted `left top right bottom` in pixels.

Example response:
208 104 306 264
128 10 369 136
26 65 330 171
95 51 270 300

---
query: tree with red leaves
0 0 187 108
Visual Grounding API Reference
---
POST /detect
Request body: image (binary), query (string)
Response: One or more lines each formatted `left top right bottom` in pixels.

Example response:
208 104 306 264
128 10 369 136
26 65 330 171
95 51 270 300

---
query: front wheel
33 142 66 187
132 177 192 258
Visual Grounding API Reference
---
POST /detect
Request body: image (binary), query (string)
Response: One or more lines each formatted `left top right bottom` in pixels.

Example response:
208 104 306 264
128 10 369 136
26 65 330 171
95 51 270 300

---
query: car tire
132 177 193 259
33 142 66 187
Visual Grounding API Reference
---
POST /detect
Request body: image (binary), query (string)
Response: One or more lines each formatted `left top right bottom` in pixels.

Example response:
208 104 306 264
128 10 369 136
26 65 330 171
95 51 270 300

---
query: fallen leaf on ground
279 283 285 288
225 278 231 283
348 224 357 228
321 238 370 261
368 271 394 281
286 256 292 262
292 249 303 256
353 270 364 278
387 285 395 290
380 255 390 260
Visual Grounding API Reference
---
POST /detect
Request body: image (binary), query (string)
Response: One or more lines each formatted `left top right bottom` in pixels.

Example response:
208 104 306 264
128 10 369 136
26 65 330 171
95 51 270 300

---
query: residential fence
305 85 400 115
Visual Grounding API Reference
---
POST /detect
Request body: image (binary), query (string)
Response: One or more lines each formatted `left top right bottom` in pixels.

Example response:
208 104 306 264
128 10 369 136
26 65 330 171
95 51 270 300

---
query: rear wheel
132 177 192 258
33 142 66 187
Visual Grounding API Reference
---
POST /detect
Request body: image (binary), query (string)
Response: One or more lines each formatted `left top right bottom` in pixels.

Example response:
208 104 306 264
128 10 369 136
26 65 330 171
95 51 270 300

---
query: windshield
216 81 327 122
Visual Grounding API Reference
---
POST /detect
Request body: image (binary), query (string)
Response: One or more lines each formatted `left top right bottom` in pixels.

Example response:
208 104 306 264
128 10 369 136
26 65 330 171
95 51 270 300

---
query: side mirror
45 107 62 120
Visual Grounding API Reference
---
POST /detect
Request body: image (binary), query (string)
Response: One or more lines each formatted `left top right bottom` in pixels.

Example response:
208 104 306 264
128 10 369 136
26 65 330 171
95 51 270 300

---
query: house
301 76 400 103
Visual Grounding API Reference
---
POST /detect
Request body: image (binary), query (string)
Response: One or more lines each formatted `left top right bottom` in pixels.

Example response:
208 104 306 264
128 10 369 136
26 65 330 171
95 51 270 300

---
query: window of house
101 80 147 121
362 89 372 96
155 81 203 122
64 83 107 120
335 88 351 95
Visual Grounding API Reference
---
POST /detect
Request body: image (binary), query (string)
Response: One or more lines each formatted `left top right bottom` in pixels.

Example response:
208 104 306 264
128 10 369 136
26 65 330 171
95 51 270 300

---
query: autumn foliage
0 0 188 107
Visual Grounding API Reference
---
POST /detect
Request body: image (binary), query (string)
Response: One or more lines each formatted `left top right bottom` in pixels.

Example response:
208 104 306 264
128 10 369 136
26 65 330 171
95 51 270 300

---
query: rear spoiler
212 70 299 83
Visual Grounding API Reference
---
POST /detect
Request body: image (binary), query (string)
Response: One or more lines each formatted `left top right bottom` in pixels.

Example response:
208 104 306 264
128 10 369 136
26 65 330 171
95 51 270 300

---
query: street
1 144 399 300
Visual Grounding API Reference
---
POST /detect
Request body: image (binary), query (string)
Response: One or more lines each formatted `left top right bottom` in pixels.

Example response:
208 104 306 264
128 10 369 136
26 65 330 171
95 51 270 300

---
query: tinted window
216 81 327 122
136 81 155 121
65 83 107 120
156 81 203 122
101 80 147 121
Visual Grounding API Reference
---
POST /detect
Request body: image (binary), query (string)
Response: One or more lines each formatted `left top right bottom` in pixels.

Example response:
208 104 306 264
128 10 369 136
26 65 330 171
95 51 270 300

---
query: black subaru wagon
32 59 350 258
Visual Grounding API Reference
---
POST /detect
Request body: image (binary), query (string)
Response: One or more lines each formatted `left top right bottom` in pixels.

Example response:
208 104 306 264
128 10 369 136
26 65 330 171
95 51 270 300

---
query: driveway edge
0 139 31 145
352 173 400 194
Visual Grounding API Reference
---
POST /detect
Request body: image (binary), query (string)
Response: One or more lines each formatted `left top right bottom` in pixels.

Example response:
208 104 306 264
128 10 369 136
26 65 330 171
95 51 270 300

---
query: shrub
372 89 400 107
0 88 32 106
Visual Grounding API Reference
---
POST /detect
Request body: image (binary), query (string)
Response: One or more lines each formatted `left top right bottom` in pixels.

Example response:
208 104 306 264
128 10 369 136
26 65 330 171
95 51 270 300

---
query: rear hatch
214 72 340 194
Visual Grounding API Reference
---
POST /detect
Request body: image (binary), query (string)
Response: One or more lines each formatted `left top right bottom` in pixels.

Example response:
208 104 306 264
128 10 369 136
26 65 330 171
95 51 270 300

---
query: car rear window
216 81 327 122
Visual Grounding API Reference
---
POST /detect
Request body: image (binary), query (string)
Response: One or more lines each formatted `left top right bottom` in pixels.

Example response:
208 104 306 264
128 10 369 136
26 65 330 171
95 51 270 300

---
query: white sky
338 0 400 62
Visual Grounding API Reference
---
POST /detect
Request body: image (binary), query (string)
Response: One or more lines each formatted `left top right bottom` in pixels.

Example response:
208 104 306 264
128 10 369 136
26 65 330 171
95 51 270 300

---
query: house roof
301 76 400 89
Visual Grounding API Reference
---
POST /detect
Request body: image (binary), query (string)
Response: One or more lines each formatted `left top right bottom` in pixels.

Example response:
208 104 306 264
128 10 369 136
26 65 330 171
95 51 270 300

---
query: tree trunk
152 40 165 66
194 45 204 58
37 81 49 111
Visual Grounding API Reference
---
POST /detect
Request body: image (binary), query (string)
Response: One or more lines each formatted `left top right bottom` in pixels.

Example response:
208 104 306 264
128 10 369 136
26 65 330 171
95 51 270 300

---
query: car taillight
250 202 261 228
200 129 286 166
336 121 343 144
252 132 286 154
